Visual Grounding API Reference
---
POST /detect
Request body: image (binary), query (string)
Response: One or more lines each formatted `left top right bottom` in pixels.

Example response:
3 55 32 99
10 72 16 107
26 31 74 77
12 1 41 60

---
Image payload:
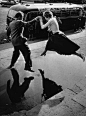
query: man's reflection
6 68 34 103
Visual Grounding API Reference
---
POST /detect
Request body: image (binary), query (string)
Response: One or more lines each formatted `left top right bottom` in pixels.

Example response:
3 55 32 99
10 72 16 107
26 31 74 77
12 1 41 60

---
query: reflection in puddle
38 69 63 101
7 68 34 103
0 68 42 115
0 67 63 115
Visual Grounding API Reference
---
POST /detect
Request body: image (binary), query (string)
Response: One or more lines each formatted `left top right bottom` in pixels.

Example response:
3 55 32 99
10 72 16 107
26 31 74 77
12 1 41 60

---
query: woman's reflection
38 69 63 101
6 68 34 103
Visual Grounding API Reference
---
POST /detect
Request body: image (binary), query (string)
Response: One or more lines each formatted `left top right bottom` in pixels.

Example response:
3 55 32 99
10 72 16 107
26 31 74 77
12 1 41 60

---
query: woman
39 10 85 62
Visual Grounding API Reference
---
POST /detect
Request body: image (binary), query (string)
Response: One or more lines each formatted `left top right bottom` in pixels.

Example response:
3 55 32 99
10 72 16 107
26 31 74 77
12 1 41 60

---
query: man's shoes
24 67 34 72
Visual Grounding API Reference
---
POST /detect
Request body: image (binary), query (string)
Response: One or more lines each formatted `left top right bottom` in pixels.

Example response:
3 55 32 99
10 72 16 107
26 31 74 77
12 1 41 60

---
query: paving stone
76 108 86 116
26 104 42 116
49 89 77 100
38 105 74 116
0 48 13 59
69 84 82 94
73 89 86 107
76 77 86 90
64 99 85 115
47 89 85 115
50 96 85 115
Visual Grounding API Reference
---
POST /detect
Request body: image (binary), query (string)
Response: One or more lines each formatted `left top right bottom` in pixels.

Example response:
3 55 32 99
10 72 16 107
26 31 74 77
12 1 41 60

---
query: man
7 12 37 72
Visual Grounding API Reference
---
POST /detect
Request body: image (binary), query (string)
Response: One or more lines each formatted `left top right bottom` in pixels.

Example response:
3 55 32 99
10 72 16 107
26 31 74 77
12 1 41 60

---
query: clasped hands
35 16 42 21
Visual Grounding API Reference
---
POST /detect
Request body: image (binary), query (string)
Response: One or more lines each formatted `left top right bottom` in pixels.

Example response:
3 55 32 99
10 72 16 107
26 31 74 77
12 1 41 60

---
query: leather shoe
24 67 34 72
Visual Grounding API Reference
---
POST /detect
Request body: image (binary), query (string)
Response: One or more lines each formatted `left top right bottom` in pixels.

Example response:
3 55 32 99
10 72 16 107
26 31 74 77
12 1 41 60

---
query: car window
8 9 24 19
8 9 18 18
25 11 41 21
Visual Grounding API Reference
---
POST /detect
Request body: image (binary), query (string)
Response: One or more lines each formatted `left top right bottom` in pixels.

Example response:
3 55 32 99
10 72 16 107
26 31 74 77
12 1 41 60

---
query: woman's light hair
43 10 53 18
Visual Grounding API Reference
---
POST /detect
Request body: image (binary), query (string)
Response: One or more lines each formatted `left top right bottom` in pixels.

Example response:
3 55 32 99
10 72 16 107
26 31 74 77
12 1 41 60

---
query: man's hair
14 12 22 19
43 10 53 18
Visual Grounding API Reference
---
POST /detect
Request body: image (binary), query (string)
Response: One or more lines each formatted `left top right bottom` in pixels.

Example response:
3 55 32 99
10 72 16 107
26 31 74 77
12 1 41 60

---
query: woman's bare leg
73 52 85 62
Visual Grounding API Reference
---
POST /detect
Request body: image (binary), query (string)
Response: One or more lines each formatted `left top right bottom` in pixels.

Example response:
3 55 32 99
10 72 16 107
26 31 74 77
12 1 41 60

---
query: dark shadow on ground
38 69 63 101
7 68 34 103
0 68 34 115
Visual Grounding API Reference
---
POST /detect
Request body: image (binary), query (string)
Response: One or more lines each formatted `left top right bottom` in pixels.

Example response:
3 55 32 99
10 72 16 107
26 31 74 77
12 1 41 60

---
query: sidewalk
0 30 86 116
0 29 86 70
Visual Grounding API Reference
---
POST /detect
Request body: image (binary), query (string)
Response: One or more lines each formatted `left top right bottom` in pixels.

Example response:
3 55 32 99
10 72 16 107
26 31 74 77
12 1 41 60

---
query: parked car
0 0 17 7
6 2 85 40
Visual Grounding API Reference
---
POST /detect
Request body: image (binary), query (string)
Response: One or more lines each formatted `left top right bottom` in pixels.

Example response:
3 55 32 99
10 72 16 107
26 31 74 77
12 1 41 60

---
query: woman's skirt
45 32 80 55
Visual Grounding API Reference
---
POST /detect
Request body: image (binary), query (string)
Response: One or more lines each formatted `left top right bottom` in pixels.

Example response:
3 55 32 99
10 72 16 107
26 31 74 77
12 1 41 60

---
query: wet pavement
0 30 86 115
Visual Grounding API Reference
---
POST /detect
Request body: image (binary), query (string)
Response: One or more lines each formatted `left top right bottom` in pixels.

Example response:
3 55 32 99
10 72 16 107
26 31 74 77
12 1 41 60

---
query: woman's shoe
41 51 46 56
82 54 85 62
79 53 85 62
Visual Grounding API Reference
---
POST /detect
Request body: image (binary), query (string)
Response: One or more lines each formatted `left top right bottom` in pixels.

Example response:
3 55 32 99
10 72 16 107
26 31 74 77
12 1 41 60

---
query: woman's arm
27 17 38 23
39 17 51 29
27 16 40 25
23 16 39 26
